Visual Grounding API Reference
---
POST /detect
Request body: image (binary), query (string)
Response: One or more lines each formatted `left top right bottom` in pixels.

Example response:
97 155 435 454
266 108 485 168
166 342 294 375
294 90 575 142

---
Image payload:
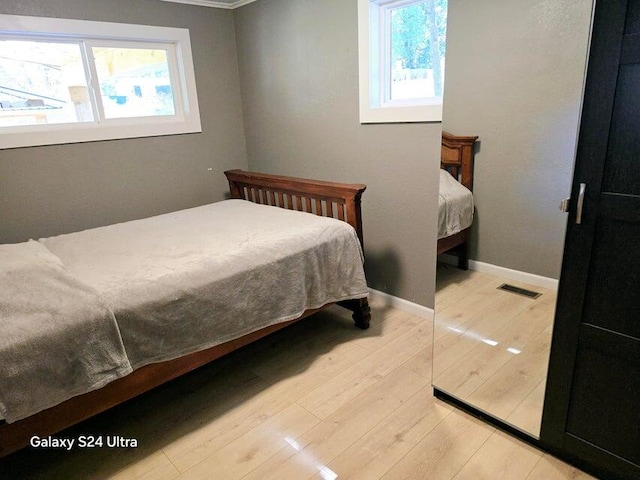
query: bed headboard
441 131 479 191
224 169 367 247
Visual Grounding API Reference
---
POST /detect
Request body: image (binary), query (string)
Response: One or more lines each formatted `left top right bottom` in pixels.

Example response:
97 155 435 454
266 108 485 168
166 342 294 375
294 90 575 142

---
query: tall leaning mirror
432 0 594 438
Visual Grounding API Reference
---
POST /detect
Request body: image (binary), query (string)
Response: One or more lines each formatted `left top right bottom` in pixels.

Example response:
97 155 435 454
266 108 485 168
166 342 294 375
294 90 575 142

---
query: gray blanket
438 169 474 239
0 241 132 423
42 200 368 369
0 201 367 422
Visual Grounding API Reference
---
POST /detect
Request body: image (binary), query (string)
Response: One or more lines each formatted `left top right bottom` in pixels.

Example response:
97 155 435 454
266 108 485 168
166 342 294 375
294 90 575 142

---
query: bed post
338 298 371 329
227 177 243 199
345 190 365 249
345 190 369 327
457 229 471 270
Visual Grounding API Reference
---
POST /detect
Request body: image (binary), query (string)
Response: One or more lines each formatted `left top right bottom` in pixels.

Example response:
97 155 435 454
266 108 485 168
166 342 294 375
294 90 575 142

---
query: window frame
358 0 444 124
0 14 201 149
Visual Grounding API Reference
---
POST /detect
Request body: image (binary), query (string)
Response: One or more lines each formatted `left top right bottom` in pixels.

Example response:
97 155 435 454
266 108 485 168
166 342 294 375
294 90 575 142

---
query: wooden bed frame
0 170 371 458
437 132 479 269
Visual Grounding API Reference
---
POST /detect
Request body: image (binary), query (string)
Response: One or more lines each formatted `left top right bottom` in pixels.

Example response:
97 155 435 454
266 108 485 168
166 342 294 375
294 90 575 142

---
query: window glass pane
92 47 175 119
0 40 92 127
390 0 447 101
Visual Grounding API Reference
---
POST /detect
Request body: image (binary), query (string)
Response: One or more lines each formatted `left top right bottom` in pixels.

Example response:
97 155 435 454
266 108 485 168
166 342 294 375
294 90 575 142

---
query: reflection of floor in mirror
434 262 557 437
1 296 595 480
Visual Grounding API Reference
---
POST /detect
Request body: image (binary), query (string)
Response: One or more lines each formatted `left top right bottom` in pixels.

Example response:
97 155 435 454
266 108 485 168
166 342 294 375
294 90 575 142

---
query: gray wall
443 0 593 279
234 0 442 307
0 0 247 244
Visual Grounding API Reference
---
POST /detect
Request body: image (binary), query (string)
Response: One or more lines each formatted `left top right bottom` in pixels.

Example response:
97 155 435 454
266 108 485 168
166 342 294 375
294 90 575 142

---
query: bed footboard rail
225 169 367 247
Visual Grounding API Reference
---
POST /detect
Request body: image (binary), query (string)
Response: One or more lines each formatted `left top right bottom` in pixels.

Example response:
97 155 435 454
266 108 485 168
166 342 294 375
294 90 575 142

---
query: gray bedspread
0 201 367 422
41 200 369 369
0 241 132 423
438 169 474 239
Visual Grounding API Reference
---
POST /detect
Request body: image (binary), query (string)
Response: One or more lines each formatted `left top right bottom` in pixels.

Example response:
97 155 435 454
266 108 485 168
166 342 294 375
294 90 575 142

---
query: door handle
576 183 586 224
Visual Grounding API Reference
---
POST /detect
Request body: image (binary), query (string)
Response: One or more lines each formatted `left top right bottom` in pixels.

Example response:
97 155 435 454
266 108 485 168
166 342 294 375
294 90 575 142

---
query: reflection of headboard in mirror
437 131 479 268
441 131 479 191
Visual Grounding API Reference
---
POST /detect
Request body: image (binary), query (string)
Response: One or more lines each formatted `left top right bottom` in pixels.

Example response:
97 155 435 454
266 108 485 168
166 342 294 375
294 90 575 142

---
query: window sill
2 119 201 150
359 103 443 124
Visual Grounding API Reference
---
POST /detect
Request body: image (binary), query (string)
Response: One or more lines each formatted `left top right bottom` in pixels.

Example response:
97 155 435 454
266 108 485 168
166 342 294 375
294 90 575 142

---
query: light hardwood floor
0 299 595 480
434 263 557 437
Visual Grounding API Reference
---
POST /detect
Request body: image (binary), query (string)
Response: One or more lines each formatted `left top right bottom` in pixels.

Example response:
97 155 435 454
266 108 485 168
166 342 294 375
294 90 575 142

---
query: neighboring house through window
358 0 448 123
0 14 201 149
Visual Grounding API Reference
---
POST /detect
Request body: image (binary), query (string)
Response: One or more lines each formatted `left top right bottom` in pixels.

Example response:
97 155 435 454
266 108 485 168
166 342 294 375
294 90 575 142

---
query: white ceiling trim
160 0 259 9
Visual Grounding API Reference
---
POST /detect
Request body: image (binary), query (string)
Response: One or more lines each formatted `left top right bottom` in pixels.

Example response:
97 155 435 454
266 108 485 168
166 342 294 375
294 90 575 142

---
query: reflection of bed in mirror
433 134 561 440
437 132 478 269
432 0 594 443
435 133 559 438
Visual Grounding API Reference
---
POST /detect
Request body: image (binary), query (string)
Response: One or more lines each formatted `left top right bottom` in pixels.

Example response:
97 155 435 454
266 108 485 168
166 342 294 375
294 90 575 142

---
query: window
358 0 447 123
0 15 201 149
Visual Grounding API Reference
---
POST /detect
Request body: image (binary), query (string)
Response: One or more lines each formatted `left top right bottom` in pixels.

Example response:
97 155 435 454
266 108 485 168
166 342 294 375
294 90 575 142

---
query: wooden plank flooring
0 298 595 479
433 263 557 437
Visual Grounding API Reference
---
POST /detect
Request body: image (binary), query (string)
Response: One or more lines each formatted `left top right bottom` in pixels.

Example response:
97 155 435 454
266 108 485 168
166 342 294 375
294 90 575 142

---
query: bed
0 170 370 457
437 132 479 269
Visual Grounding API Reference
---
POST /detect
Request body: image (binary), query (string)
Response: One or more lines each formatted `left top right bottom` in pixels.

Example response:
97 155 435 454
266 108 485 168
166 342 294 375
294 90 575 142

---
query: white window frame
0 14 201 149
358 0 443 124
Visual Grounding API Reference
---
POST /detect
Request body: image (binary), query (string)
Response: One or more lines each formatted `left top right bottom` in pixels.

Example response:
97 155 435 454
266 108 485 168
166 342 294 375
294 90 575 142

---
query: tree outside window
390 0 448 101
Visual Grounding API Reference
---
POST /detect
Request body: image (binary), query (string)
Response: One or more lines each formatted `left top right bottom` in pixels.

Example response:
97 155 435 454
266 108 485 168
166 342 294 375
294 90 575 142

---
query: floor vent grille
497 283 542 299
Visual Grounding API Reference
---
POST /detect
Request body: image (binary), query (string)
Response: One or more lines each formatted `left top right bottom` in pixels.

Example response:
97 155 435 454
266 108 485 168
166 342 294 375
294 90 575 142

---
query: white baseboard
368 288 434 321
439 254 558 290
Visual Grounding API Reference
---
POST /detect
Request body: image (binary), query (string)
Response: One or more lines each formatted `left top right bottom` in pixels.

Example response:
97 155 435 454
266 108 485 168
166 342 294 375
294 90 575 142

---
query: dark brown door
541 1 640 479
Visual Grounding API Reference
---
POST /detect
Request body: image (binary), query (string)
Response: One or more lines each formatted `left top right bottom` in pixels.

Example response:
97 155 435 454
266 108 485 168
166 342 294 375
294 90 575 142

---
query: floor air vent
497 283 542 299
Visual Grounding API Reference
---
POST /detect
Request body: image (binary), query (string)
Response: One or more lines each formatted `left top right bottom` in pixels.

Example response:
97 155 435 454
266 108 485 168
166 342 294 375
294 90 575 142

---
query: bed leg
458 241 469 270
338 298 371 329
353 298 371 329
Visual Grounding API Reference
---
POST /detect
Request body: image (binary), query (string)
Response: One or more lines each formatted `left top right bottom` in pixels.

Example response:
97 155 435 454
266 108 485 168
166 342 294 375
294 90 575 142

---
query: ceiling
160 0 259 8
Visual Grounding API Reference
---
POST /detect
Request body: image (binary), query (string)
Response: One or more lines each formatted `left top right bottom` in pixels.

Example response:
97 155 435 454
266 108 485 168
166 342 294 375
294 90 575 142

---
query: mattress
438 169 474 239
40 200 369 370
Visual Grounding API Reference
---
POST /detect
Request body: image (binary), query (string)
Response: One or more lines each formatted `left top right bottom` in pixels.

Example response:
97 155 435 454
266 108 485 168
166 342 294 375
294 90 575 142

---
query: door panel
566 328 640 465
625 1 640 34
541 0 640 478
582 216 640 338
602 63 640 195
